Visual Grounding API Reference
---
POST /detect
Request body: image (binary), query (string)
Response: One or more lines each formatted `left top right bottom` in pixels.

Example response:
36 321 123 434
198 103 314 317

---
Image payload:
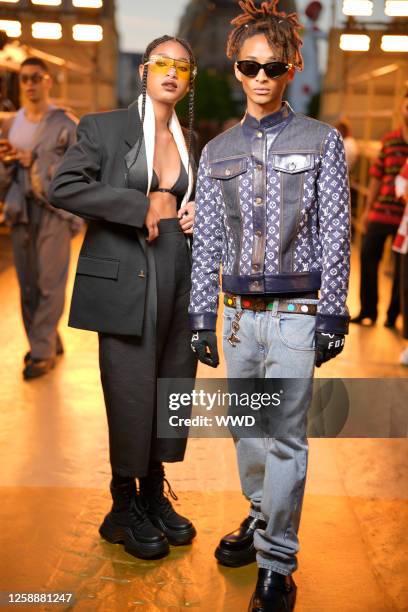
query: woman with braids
49 36 198 560
190 1 350 610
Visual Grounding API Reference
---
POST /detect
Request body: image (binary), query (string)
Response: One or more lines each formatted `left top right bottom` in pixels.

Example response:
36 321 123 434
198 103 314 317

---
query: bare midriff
156 192 178 219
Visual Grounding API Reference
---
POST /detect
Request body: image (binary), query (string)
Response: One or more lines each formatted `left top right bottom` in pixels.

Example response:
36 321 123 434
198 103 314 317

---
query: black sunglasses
236 60 293 79
19 73 46 85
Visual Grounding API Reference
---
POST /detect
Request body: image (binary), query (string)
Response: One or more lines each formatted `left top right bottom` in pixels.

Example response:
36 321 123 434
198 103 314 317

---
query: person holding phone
0 58 81 379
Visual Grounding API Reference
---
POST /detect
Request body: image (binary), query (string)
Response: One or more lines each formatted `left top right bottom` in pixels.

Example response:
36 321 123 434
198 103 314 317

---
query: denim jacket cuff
189 312 217 331
315 312 350 335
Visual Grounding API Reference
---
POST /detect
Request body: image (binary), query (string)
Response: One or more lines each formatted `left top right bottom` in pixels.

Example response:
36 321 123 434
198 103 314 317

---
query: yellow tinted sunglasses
145 55 197 81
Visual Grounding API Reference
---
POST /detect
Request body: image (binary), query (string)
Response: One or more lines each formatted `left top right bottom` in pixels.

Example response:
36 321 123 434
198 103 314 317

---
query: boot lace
129 495 154 529
154 478 178 516
143 475 179 517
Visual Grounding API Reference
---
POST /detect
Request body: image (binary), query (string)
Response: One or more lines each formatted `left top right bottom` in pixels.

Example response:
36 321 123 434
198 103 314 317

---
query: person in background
0 76 15 112
351 93 408 327
394 159 408 365
287 0 326 115
335 118 358 172
335 118 359 237
0 58 81 379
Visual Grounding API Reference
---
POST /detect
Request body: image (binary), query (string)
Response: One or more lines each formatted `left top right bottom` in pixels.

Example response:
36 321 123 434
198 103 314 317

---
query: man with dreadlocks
190 1 350 609
50 36 198 561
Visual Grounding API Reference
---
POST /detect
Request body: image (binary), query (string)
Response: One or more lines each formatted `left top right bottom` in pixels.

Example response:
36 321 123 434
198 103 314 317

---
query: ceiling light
32 22 62 39
342 1 373 16
0 19 21 36
385 1 408 16
31 0 62 5
381 35 408 52
340 34 371 51
72 24 103 41
73 0 103 7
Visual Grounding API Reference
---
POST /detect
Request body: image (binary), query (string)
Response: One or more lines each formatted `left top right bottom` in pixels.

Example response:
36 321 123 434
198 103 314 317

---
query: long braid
133 35 196 180
227 0 304 70
187 69 195 169
131 65 148 175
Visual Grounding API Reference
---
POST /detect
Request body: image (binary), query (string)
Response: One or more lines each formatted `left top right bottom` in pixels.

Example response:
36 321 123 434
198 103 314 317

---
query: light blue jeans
222 297 317 576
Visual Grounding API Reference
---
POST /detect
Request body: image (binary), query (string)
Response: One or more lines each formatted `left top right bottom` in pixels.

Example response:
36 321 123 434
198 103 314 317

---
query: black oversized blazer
50 100 195 336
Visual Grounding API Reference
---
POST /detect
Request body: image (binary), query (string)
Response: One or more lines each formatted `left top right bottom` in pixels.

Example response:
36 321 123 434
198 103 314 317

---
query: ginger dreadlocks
227 0 304 70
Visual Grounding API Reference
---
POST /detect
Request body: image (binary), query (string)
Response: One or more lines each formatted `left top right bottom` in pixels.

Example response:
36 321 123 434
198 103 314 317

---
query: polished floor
0 234 407 611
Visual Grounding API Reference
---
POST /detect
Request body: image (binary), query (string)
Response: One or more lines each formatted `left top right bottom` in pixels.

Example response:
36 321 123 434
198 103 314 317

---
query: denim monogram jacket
189 102 351 335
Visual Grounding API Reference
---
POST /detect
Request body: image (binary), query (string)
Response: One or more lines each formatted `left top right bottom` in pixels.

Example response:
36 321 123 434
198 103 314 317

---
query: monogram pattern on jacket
189 127 350 322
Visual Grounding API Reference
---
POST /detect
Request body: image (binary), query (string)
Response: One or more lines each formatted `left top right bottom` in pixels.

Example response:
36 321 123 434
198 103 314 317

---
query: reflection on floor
0 235 407 611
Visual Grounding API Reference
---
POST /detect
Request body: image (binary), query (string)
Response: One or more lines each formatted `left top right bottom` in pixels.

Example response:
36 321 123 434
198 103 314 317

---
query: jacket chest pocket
209 156 248 219
272 153 315 205
272 153 315 174
209 156 248 180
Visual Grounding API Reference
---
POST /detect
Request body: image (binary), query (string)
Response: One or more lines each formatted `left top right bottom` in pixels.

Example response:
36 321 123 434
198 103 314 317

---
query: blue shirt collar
243 101 293 131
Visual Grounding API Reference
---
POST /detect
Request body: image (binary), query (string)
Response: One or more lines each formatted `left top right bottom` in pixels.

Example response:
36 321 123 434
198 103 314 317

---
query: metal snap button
253 264 260 271
225 168 231 176
255 230 262 237
256 164 262 171
255 197 263 205
289 162 296 171
256 131 263 138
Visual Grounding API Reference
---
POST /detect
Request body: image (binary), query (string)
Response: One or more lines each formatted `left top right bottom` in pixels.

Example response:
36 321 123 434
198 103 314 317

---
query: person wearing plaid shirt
351 93 408 328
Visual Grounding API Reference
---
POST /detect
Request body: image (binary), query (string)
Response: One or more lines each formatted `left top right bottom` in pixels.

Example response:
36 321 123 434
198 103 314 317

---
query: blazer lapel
124 100 149 195
124 99 140 148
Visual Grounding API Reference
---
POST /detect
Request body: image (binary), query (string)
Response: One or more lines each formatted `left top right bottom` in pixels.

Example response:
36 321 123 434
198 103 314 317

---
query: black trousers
99 219 197 478
11 200 70 359
359 221 400 322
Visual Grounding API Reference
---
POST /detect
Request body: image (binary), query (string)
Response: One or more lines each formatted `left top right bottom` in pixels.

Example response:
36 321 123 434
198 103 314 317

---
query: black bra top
150 163 189 206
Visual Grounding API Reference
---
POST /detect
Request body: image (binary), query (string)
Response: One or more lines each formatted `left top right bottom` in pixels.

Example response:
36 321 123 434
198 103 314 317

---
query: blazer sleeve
49 114 149 228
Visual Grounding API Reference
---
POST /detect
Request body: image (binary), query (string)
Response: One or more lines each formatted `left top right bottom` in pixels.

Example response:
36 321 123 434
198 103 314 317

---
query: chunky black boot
99 479 169 560
139 464 196 546
249 569 297 612
215 513 266 567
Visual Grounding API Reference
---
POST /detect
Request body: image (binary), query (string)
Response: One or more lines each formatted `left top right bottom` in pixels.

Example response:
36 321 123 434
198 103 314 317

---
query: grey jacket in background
0 106 83 235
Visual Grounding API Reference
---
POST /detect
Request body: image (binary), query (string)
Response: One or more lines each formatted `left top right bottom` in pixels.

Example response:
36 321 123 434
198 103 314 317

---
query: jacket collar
242 101 293 132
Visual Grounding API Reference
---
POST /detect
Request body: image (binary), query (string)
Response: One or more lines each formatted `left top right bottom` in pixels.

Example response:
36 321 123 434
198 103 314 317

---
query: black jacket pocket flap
272 153 314 174
77 256 119 279
209 157 248 180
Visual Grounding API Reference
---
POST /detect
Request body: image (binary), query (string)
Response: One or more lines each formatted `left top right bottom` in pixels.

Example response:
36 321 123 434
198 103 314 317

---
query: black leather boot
99 479 169 559
139 464 196 546
215 513 266 567
249 569 297 612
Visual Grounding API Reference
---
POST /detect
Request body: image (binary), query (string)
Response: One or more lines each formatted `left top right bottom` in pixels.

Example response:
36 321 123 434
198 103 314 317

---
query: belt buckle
257 300 265 312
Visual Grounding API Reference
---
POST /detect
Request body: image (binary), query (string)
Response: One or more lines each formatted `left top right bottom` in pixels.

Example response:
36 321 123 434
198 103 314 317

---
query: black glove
191 330 219 368
315 331 345 368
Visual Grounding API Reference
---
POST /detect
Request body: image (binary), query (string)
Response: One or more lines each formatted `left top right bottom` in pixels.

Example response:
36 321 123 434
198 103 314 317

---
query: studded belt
224 293 317 316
